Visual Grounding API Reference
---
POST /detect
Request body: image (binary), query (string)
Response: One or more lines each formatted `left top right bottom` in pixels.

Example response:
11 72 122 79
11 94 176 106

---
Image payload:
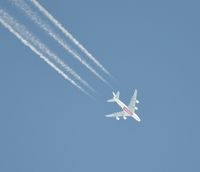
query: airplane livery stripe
123 107 132 115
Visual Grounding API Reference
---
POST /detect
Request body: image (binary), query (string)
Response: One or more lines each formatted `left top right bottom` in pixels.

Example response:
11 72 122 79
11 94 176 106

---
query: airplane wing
128 89 137 113
105 111 125 118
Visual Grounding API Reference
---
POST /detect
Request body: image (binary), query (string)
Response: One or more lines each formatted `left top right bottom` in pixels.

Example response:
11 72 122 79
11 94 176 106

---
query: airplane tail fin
107 91 120 102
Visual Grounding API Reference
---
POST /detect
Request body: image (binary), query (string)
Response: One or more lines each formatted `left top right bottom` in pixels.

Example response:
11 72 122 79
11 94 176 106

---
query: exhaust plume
30 0 111 77
11 0 109 85
0 9 92 96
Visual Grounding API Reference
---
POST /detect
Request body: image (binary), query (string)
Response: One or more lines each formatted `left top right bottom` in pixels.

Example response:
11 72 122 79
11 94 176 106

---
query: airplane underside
106 89 141 122
116 116 127 120
116 114 140 121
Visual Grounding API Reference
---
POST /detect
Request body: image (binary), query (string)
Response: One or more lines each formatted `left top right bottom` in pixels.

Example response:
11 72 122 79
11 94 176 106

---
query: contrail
10 0 109 85
0 7 94 92
29 0 111 77
0 9 92 96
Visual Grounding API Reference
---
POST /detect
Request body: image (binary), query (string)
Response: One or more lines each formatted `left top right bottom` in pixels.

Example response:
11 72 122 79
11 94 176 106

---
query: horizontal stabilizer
107 98 115 102
115 91 120 99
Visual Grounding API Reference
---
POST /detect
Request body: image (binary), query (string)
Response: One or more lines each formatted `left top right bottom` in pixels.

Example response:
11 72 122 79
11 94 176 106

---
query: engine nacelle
116 117 120 120
123 116 127 120
136 100 139 104
135 107 138 110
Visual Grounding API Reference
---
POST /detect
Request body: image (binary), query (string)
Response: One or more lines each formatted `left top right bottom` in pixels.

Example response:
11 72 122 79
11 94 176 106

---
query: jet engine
116 117 120 120
123 116 127 120
136 100 139 103
135 107 138 110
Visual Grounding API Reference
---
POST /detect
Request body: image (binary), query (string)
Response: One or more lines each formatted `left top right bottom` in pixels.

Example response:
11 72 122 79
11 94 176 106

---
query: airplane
106 89 141 122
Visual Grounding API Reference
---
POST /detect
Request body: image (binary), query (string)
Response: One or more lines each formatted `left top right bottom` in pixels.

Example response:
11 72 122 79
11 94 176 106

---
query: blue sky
0 0 200 171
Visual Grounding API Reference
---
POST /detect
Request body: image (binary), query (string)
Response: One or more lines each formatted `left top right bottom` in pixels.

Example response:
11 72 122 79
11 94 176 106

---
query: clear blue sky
0 0 199 171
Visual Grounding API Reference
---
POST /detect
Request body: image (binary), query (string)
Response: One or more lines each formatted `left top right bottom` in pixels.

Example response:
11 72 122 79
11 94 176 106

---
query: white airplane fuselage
115 98 141 122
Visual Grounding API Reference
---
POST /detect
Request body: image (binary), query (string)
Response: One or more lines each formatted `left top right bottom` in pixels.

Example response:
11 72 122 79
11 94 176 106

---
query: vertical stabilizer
107 91 120 102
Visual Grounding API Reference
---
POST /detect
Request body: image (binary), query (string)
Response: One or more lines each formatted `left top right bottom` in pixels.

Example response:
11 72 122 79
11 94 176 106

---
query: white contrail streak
30 0 111 77
0 9 91 96
1 6 94 92
11 0 109 85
